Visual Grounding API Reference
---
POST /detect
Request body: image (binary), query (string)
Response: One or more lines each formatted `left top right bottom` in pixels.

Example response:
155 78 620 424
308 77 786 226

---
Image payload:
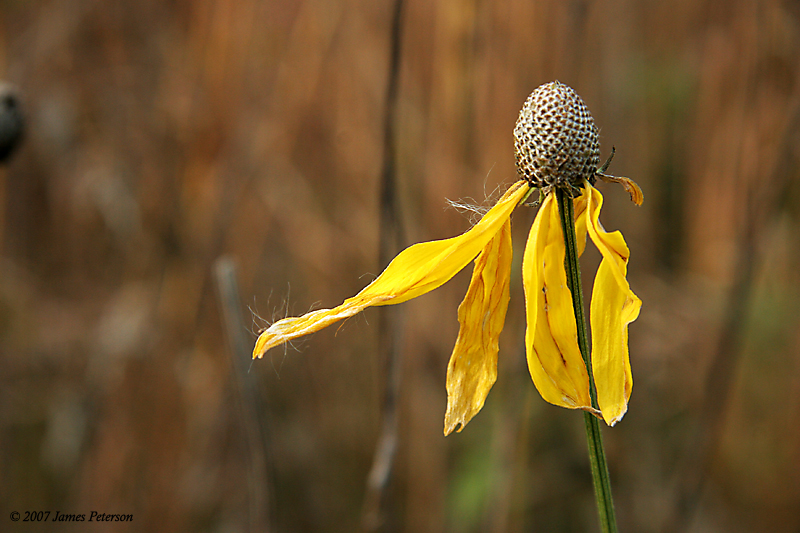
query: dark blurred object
0 83 23 163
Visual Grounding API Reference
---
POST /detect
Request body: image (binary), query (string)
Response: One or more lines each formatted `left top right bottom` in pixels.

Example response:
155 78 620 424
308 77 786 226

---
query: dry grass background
2 1 800 532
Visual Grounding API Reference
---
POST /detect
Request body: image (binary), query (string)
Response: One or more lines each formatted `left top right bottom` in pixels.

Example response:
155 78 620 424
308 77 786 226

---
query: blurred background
2 0 800 532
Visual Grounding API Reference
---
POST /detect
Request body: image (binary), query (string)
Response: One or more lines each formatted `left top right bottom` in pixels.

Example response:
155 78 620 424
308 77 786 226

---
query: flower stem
556 187 618 533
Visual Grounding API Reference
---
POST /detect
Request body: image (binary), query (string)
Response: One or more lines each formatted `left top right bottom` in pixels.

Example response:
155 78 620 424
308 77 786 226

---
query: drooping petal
586 183 641 426
253 180 532 358
444 216 513 435
522 193 594 412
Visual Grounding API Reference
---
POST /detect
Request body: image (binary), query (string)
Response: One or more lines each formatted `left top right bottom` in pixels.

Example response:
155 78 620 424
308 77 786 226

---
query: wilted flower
254 81 642 434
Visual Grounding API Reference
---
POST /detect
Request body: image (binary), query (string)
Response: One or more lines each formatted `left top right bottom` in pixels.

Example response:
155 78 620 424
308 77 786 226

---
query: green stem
556 188 618 533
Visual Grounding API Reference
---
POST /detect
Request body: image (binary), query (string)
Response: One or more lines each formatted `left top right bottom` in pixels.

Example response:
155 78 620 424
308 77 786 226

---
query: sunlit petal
522 193 594 411
254 180 531 358
444 218 513 435
586 184 641 425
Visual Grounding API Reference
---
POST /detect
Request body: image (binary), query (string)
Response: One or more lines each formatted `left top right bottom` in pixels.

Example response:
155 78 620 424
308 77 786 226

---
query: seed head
514 81 600 192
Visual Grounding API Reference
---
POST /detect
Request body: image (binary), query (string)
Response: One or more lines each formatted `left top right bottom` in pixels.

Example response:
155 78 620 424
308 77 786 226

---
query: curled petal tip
252 329 279 359
597 173 644 205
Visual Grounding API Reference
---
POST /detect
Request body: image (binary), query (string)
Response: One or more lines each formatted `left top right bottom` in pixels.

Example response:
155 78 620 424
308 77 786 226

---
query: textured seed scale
514 81 600 191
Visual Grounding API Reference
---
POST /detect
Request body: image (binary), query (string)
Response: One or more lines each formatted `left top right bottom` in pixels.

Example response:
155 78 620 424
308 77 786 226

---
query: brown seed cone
514 81 600 193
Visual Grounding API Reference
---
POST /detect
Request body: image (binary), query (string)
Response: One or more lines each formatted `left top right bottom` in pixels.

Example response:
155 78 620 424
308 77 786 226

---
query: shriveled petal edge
443 219 513 435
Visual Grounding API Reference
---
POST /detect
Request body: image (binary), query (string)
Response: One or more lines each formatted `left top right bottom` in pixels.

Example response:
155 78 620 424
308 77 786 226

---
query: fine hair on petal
249 284 312 365
249 295 291 377
445 179 512 226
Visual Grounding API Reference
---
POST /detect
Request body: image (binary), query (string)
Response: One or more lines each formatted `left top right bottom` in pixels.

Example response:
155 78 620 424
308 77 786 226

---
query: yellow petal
573 189 589 257
253 180 531 358
586 183 642 425
444 217 512 435
522 193 594 412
